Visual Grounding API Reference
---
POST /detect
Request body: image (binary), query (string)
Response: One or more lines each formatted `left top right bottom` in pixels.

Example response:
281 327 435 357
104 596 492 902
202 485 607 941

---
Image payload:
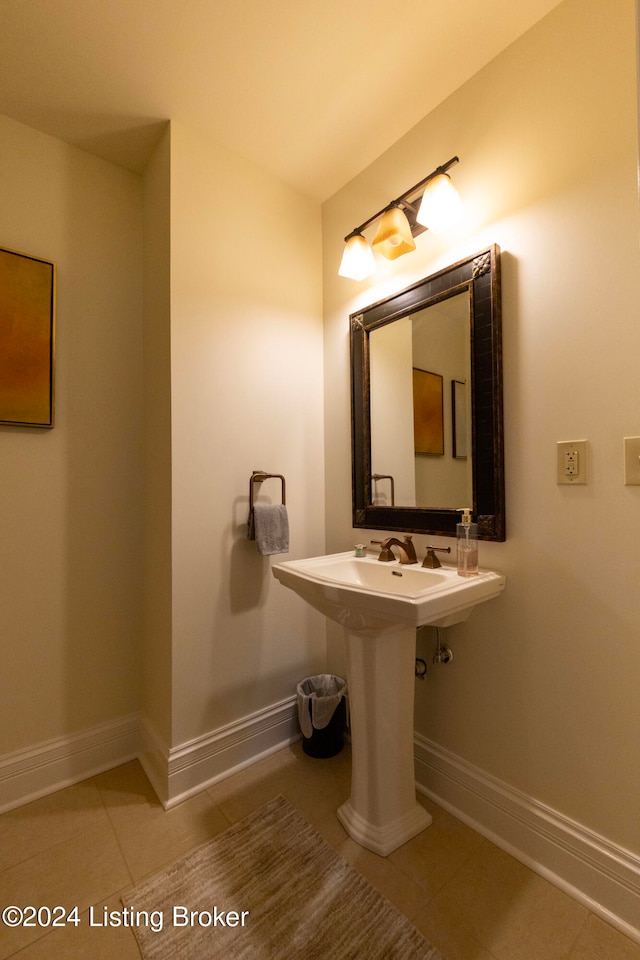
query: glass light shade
371 206 416 260
338 233 376 280
416 174 464 233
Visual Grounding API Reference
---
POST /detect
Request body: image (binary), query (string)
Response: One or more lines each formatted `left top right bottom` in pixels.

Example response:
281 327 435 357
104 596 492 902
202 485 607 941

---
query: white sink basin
272 548 506 856
272 551 505 630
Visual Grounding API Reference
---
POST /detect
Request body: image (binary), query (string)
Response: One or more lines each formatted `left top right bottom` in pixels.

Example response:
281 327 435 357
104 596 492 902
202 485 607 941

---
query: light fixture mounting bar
343 156 459 242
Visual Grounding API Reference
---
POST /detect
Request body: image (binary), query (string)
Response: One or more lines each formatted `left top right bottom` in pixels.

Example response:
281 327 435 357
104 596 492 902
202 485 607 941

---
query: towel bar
371 473 395 506
249 470 286 510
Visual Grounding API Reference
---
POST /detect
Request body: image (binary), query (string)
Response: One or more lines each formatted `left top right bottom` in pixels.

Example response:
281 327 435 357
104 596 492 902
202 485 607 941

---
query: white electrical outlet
623 436 640 485
557 440 587 484
564 450 579 475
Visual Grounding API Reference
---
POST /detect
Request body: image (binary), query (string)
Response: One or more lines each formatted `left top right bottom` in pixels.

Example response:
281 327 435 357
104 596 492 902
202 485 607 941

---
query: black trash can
297 674 347 758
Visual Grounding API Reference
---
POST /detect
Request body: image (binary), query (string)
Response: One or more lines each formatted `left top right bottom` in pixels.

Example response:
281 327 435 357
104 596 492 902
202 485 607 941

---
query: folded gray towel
249 503 289 555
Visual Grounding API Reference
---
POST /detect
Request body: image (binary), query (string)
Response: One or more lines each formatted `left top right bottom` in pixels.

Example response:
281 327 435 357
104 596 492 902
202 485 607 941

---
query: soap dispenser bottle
456 508 478 577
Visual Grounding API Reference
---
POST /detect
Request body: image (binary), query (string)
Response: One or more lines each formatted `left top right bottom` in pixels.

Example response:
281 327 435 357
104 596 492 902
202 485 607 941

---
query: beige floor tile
414 898 500 960
337 836 427 920
206 743 302 805
4 892 142 960
309 806 349 848
0 779 110 872
94 761 230 882
207 741 351 826
2 749 639 960
91 759 162 809
433 841 587 960
205 765 298 823
416 790 447 819
389 806 484 899
280 764 350 827
566 914 640 959
205 741 353 856
0 824 130 959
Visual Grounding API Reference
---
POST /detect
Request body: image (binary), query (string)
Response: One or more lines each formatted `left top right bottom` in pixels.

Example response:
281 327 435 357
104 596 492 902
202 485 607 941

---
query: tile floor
1 742 639 959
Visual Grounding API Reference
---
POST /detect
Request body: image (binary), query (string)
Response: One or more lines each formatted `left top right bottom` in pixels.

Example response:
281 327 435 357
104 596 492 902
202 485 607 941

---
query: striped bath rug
122 794 444 959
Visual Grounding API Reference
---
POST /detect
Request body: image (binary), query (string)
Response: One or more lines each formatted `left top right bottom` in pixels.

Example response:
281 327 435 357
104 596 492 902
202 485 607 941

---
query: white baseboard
414 732 640 944
0 698 300 816
0 698 299 815
139 696 300 809
0 714 139 814
137 715 172 808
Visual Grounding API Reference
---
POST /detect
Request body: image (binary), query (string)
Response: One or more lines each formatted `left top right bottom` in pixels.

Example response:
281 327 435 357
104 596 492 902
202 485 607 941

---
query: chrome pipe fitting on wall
433 627 454 664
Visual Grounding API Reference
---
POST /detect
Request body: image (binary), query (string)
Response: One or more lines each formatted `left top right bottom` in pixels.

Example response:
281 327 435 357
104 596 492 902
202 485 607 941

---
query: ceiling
0 0 563 201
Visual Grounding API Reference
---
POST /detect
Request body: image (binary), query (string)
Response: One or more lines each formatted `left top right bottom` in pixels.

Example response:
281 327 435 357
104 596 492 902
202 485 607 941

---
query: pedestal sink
272 551 505 856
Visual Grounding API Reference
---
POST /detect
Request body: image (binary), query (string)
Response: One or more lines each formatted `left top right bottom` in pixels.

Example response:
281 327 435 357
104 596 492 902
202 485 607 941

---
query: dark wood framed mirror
350 244 505 541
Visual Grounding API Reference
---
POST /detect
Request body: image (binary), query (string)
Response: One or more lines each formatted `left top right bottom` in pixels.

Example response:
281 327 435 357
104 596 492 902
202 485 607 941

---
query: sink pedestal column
337 623 432 856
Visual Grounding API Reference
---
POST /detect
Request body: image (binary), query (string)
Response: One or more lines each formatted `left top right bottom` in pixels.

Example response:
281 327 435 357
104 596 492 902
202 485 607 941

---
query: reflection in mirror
351 245 505 541
369 291 472 509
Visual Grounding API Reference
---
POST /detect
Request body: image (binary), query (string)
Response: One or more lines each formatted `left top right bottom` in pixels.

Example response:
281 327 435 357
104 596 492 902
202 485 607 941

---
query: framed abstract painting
412 368 444 456
0 246 56 428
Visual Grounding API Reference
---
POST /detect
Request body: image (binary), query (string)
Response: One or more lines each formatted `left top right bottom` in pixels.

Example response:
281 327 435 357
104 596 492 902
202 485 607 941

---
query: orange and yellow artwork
412 367 444 456
0 247 56 427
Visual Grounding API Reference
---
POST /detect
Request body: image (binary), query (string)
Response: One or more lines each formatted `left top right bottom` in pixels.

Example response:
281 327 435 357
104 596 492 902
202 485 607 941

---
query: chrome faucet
371 535 418 564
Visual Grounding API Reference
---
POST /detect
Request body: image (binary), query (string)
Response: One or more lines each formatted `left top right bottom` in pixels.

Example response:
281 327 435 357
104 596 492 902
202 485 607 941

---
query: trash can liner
296 674 347 740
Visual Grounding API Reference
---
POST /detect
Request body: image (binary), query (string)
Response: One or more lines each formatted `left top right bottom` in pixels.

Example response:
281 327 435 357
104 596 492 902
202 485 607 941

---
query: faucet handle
370 539 395 561
422 545 452 569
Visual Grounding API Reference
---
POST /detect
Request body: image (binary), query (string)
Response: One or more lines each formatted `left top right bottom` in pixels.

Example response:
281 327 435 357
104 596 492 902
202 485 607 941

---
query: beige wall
165 122 327 747
0 110 326 774
322 0 640 854
142 125 173 746
0 114 144 754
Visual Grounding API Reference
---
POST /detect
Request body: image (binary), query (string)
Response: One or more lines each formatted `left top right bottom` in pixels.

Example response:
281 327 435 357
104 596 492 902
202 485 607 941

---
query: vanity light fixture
371 204 416 260
338 156 463 281
416 171 464 233
338 232 377 280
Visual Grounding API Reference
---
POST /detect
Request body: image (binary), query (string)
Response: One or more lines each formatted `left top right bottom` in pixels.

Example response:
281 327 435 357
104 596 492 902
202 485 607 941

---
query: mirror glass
369 290 472 509
350 245 505 540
